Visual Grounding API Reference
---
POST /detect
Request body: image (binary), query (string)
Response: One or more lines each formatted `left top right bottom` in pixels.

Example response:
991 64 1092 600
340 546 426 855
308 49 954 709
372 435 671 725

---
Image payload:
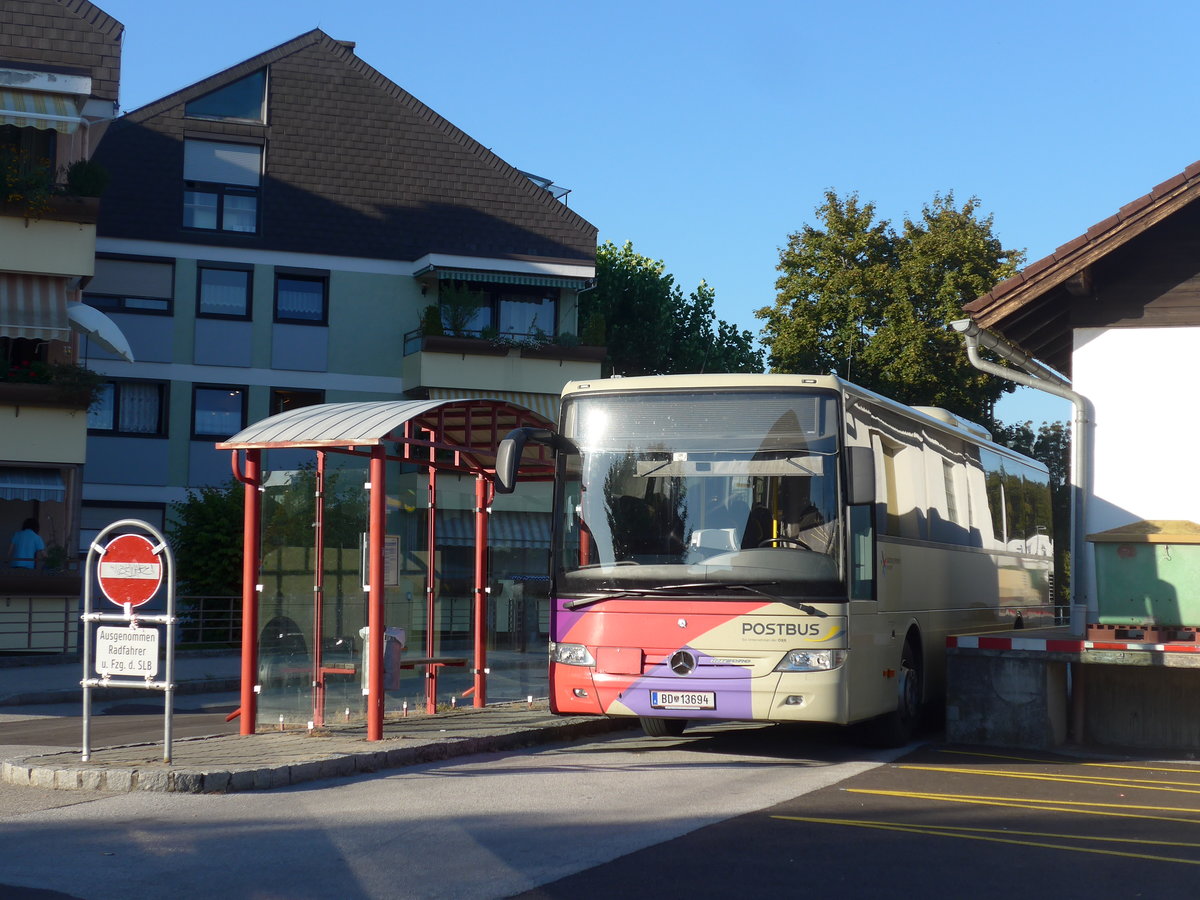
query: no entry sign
98 533 164 608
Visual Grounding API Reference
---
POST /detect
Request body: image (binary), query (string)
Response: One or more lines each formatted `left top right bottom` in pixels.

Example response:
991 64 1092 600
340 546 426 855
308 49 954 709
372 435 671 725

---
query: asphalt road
0 695 239 748
520 741 1200 899
5 709 1200 899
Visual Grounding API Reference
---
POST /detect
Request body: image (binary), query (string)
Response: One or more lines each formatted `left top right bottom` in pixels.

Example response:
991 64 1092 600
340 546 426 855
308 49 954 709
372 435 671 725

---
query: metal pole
425 464 438 714
161 532 175 764
367 445 386 740
81 540 94 761
472 474 490 708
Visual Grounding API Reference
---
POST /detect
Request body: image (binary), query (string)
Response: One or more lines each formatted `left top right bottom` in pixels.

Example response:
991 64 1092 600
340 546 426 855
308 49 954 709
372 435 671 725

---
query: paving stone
136 769 169 792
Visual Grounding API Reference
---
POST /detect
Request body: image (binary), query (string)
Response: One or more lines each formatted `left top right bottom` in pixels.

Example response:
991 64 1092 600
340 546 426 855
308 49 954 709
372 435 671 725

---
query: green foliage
63 158 109 197
168 479 245 596
581 311 606 346
438 282 487 336
584 240 763 376
0 359 105 406
758 190 1025 427
0 145 54 218
420 304 444 336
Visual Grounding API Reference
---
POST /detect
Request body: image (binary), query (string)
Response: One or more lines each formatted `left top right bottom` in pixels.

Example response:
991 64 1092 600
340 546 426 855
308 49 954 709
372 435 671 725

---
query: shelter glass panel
256 456 325 726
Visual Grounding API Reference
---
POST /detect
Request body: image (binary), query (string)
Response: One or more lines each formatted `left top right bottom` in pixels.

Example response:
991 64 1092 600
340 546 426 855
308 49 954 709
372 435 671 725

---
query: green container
1089 520 1200 626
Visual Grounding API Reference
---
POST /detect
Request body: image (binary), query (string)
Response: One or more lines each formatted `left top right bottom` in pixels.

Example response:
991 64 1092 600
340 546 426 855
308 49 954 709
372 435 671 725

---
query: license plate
650 690 715 710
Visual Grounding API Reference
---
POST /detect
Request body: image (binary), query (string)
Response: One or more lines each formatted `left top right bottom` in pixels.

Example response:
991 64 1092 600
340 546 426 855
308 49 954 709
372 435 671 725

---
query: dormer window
183 140 262 233
184 70 266 124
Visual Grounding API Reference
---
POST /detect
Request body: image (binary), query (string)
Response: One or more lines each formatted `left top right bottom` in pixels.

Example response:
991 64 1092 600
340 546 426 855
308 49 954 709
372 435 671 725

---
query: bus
495 374 1053 744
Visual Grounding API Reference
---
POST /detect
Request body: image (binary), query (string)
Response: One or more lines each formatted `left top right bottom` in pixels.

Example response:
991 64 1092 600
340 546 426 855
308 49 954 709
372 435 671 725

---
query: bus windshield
556 390 845 598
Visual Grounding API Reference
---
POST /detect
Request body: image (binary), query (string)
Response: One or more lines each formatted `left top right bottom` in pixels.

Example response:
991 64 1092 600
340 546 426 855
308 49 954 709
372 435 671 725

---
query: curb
2 716 635 794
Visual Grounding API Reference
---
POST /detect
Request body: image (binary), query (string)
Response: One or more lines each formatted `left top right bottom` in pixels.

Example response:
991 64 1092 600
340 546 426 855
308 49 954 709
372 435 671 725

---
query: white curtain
200 269 249 315
119 383 161 433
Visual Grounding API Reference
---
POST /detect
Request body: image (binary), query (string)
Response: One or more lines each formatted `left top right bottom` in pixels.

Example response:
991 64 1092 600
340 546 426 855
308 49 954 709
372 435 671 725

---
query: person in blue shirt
8 518 45 570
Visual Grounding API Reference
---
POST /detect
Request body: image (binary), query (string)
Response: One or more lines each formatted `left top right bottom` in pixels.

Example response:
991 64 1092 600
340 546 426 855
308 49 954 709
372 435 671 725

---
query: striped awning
0 89 84 133
0 275 72 341
418 267 591 291
427 388 559 424
0 467 65 502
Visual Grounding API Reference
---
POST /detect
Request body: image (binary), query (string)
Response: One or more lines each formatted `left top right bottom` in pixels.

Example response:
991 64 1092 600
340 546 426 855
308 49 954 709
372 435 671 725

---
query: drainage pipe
950 319 1094 633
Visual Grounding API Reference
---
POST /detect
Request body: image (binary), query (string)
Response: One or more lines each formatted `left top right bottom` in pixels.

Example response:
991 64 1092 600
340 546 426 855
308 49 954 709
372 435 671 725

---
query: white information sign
95 626 159 677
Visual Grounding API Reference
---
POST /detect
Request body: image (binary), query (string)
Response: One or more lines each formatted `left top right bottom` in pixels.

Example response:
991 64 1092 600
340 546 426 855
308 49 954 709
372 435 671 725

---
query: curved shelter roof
217 398 555 477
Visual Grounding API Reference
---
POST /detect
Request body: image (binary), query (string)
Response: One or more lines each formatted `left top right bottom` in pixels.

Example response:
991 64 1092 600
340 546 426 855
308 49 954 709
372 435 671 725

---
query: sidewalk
0 653 634 794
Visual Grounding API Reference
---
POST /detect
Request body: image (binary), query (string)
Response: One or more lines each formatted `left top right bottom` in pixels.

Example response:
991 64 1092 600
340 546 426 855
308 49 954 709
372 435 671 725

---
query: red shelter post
425 464 438 714
472 474 491 707
237 449 261 736
367 445 386 740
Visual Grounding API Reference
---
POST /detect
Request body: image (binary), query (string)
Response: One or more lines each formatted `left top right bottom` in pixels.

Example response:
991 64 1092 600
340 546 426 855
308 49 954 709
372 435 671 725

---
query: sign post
81 520 176 763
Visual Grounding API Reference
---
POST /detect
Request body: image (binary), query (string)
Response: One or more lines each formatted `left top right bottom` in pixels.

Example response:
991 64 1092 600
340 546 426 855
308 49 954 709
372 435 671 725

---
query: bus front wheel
863 636 922 747
640 716 687 738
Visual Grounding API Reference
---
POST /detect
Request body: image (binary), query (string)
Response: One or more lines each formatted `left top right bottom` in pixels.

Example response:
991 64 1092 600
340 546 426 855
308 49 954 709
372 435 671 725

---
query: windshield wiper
563 581 827 611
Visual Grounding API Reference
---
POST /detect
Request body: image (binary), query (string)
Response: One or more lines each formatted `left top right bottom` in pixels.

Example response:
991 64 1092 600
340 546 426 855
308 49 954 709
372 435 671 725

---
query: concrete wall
945 650 1068 749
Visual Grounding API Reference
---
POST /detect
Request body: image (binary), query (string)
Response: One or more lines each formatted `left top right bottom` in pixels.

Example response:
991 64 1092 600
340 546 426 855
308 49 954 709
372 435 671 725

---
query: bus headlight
774 649 846 672
550 642 595 666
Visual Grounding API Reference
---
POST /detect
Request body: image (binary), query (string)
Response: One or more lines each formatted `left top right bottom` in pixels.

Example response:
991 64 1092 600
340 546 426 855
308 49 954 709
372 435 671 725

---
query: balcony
0 196 99 278
0 372 99 466
402 329 606 396
0 150 104 278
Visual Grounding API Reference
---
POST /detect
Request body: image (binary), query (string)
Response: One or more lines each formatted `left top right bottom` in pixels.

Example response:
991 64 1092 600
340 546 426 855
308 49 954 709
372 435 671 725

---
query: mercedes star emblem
669 649 697 675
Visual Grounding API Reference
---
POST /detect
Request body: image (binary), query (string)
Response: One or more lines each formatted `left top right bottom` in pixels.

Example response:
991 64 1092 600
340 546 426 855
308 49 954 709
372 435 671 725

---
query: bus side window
848 503 875 600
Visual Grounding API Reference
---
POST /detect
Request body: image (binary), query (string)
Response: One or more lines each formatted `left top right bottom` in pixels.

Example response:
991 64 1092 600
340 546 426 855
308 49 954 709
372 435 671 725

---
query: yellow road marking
771 815 1200 865
939 747 1200 777
898 764 1200 795
847 788 1200 827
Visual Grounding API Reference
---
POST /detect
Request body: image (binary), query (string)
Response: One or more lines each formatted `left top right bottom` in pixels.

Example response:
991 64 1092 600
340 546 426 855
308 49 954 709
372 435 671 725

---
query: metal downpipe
950 319 1094 633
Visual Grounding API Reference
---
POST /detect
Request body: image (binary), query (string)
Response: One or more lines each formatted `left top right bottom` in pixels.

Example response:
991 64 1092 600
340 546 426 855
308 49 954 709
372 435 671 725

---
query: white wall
1073 326 1200 534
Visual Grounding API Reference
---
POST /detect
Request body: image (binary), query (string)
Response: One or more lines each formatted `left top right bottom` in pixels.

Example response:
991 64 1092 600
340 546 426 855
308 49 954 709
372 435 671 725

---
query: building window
184 70 266 123
274 272 327 324
183 140 261 234
438 282 558 338
193 385 246 439
88 381 167 436
84 256 174 314
197 265 252 318
270 387 324 416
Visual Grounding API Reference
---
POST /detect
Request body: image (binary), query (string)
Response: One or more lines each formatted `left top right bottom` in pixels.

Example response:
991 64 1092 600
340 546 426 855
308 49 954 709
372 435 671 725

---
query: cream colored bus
496 374 1054 743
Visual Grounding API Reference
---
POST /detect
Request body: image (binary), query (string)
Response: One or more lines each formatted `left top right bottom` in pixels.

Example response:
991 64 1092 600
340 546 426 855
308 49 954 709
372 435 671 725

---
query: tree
584 240 763 376
168 479 244 596
758 190 1025 428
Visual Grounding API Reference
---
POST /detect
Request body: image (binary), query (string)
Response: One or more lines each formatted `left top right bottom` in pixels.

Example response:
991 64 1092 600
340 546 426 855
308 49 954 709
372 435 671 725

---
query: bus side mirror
846 446 875 506
495 427 573 493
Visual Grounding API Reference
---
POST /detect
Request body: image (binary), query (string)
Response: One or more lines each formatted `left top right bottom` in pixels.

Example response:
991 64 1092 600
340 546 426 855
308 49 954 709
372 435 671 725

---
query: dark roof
964 160 1200 374
93 30 597 264
0 0 123 101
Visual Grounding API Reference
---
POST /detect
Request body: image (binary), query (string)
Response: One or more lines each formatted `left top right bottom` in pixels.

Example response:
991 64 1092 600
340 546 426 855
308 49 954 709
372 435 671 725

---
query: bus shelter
217 399 554 741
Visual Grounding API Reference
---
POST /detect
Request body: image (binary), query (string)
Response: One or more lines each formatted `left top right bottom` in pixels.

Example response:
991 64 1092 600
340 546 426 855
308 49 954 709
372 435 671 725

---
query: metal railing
176 596 242 647
0 595 80 654
0 595 243 654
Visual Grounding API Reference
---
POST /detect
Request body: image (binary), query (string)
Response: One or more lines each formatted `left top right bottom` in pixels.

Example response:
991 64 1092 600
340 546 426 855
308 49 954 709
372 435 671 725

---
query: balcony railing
403 329 605 362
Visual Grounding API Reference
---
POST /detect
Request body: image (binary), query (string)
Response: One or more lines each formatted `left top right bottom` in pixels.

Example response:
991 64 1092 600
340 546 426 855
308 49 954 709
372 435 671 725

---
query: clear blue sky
97 0 1200 427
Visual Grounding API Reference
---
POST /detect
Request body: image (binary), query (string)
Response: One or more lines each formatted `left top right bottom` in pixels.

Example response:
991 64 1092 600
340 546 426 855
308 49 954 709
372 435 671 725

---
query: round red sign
98 533 163 608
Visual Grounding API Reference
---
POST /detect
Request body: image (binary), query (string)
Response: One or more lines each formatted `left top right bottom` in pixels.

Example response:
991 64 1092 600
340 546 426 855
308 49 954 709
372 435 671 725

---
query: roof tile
1086 213 1122 239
